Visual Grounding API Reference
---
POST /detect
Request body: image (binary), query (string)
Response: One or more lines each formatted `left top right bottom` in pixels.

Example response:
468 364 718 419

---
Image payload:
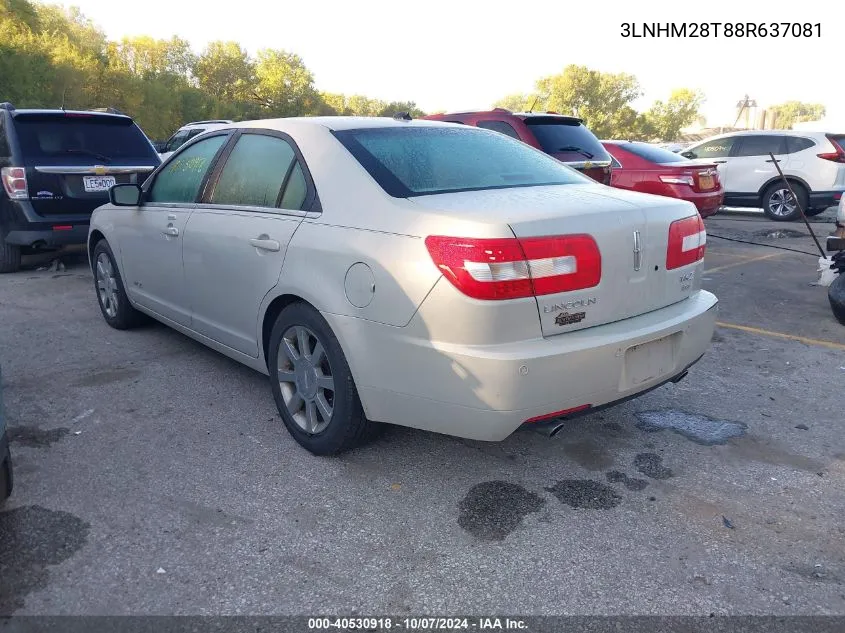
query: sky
57 0 841 128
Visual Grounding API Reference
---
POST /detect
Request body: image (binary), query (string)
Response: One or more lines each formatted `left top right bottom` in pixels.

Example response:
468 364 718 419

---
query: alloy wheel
277 325 335 434
95 252 119 318
769 188 797 217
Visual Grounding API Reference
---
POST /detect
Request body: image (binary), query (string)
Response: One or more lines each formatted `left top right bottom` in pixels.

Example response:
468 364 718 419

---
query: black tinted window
786 136 815 153
334 126 586 198
12 114 159 163
0 115 8 158
617 142 688 164
211 134 297 208
734 135 787 156
685 137 734 159
524 119 609 160
164 129 191 153
149 134 227 203
477 120 520 140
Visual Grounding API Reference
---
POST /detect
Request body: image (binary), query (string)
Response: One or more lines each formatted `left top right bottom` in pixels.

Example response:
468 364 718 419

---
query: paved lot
1 210 843 616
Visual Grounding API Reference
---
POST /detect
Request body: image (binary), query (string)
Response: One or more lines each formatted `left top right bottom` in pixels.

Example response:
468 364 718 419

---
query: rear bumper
2 200 90 247
809 190 844 209
5 225 89 247
678 188 723 217
329 290 719 441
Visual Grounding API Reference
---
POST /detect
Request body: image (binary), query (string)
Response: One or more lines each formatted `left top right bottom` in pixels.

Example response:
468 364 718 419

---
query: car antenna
393 111 412 121
61 86 67 112
528 95 538 113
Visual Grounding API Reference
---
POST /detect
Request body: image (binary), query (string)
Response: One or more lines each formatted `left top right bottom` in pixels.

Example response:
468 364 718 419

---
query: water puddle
635 410 747 446
753 229 807 239
458 481 545 541
605 470 649 491
8 426 69 448
634 453 674 480
544 480 622 510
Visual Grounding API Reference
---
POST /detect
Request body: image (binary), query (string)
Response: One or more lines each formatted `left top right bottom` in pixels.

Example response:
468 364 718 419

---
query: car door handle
162 226 179 237
713 160 727 164
249 237 281 252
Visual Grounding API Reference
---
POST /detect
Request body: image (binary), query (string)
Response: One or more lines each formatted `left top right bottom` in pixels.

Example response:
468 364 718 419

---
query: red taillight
1 167 28 200
424 234 602 301
52 225 73 231
817 152 845 163
666 215 706 270
525 404 593 424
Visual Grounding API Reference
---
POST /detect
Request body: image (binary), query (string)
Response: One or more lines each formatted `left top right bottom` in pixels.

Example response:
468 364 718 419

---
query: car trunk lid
411 184 705 337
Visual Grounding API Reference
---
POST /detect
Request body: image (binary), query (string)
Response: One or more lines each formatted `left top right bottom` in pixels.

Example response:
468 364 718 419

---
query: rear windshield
616 142 689 164
828 135 845 151
524 119 609 160
12 114 159 164
333 126 588 197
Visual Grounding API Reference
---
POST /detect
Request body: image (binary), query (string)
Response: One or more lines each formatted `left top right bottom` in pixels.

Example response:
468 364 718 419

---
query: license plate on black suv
83 176 116 192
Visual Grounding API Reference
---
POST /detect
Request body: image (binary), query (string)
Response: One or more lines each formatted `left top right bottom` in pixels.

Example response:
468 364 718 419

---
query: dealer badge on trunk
555 311 586 326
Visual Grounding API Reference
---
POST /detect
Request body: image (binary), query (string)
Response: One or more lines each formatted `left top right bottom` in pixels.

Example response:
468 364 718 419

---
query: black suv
0 103 161 272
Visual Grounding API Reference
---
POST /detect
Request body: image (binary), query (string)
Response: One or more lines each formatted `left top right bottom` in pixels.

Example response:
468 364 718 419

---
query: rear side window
786 136 815 153
685 137 735 159
148 134 227 203
733 135 787 157
12 114 159 163
211 134 302 208
524 118 609 160
334 126 586 198
477 120 520 140
617 142 688 164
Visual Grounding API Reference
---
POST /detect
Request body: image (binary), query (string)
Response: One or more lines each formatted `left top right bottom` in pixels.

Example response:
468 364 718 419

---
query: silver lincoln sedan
88 117 717 455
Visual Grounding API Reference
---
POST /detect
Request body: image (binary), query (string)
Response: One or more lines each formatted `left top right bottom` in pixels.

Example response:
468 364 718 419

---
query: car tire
829 273 845 326
268 302 378 455
92 240 146 330
762 182 808 222
0 232 21 274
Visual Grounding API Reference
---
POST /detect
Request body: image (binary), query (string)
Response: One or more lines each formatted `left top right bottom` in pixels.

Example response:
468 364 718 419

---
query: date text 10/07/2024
307 618 528 630
621 22 821 38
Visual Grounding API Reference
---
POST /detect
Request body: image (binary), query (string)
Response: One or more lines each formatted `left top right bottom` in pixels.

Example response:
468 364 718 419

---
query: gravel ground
0 210 843 616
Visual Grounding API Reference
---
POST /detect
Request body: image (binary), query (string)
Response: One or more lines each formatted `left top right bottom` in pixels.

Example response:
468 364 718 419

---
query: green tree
376 100 425 118
493 93 536 112
108 36 194 79
769 101 826 129
642 89 704 141
535 65 641 139
194 41 253 102
253 49 320 116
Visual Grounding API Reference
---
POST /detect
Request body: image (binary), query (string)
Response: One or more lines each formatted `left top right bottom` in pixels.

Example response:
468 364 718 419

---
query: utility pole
734 95 758 129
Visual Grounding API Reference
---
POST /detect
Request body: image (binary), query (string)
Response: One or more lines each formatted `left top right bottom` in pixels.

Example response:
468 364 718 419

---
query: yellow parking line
706 251 762 260
716 321 845 351
705 252 782 274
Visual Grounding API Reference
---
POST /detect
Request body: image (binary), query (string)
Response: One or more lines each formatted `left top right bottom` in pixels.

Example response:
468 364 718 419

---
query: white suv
157 120 233 161
683 131 845 221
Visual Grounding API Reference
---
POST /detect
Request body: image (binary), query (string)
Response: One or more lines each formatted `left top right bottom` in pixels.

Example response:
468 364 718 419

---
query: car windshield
524 118 610 160
333 126 589 197
13 114 158 164
616 142 689 164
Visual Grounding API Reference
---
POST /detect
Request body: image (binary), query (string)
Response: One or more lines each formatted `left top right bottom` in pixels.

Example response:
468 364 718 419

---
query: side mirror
680 151 695 159
109 184 142 206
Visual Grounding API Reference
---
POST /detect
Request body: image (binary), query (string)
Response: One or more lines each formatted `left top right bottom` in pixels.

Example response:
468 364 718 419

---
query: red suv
423 109 613 184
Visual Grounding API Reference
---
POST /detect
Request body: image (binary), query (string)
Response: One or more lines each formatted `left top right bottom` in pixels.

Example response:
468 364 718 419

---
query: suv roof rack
185 119 233 126
0 102 15 111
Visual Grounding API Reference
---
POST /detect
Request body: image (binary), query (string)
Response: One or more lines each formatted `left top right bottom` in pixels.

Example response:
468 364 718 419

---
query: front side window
148 134 227 203
164 129 191 153
210 134 300 208
334 126 588 198
686 137 735 159
477 120 520 140
734 135 787 157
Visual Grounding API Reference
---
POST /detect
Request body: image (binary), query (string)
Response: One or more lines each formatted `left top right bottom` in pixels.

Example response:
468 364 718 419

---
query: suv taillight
1 167 28 200
667 215 706 270
425 235 601 300
820 136 845 163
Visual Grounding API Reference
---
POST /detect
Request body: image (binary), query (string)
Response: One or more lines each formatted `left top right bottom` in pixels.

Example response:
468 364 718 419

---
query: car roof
230 116 459 132
9 109 132 122
432 110 583 124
